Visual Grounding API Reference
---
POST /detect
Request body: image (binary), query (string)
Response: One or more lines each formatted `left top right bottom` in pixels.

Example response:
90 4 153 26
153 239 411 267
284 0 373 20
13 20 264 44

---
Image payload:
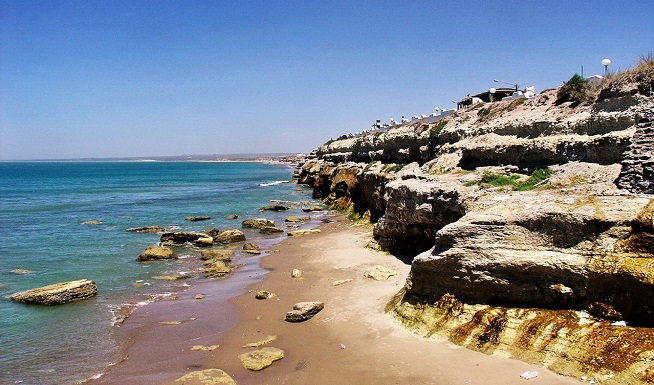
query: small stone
333 279 353 286
363 265 397 281
243 243 261 254
243 335 277 348
520 370 538 380
191 344 219 351
255 290 275 299
172 369 236 385
195 294 205 300
285 301 324 322
159 321 182 325
291 269 302 278
238 347 284 371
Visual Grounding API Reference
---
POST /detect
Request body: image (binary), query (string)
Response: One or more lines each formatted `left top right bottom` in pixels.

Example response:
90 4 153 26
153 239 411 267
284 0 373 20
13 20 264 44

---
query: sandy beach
89 215 582 385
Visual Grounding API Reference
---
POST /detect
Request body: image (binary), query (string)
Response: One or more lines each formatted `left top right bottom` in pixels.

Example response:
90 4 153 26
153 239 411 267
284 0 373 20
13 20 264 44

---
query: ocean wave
259 180 290 187
108 292 173 326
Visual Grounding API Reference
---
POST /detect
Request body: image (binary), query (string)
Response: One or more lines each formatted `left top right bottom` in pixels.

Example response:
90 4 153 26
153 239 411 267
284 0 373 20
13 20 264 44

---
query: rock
255 290 275 299
195 294 205 300
190 345 219 351
243 243 261 254
226 214 239 220
126 226 165 233
152 274 190 281
137 246 177 261
285 301 324 322
172 369 236 385
185 215 211 221
238 347 284 370
363 265 397 281
195 236 214 247
11 269 32 274
214 229 246 244
203 228 222 238
302 205 325 212
7 279 97 305
160 231 210 246
291 269 302 278
200 249 233 262
333 279 353 286
242 218 275 229
520 371 539 380
259 204 289 212
259 226 284 235
287 229 321 237
284 216 303 222
202 260 231 278
82 221 102 225
243 335 277 347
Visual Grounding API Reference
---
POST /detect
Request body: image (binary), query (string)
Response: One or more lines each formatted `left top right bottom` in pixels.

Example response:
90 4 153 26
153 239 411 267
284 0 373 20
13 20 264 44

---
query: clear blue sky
1 1 652 160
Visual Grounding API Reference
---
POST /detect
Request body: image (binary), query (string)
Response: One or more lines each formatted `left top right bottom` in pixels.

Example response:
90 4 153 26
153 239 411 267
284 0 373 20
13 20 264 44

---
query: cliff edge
295 59 654 384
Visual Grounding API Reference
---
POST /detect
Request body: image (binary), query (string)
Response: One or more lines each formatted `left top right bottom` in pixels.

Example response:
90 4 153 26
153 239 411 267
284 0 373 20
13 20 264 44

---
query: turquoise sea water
0 161 315 385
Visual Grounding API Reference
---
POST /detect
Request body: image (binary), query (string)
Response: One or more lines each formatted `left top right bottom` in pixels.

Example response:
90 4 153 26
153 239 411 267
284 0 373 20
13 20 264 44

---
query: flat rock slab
242 218 275 229
126 226 165 233
285 301 324 322
172 369 236 385
7 279 97 305
363 265 398 281
185 216 211 221
238 347 284 370
287 229 321 237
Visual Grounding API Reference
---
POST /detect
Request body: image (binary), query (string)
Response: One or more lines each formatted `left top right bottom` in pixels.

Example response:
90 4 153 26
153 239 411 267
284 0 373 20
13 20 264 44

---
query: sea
0 161 320 385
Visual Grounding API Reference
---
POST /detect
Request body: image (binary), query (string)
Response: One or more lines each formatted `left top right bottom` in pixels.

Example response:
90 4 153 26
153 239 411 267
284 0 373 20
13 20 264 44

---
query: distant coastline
0 153 306 165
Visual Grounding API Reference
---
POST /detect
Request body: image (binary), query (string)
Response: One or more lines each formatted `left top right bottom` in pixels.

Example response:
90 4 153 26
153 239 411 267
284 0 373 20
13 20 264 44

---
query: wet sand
89 215 581 384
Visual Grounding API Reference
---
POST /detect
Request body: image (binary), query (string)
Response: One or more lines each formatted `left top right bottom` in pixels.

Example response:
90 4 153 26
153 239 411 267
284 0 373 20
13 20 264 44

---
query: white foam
259 180 290 187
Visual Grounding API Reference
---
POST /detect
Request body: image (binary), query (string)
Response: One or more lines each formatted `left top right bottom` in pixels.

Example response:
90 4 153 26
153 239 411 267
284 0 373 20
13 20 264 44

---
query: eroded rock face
616 115 654 194
405 194 654 325
7 279 97 305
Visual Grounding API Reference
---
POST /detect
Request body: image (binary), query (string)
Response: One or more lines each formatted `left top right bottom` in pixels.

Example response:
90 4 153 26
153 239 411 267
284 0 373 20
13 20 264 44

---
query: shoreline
92 214 581 384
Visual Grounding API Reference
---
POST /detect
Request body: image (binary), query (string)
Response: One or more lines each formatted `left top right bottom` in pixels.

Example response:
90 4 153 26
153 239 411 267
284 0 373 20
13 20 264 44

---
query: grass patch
383 164 405 173
512 168 554 191
465 171 520 187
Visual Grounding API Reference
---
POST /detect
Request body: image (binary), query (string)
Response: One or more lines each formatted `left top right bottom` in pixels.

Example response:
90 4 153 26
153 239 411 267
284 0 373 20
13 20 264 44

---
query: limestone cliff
295 59 654 384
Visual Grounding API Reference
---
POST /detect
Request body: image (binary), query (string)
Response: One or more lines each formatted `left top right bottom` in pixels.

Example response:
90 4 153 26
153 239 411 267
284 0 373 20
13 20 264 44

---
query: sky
1 1 652 160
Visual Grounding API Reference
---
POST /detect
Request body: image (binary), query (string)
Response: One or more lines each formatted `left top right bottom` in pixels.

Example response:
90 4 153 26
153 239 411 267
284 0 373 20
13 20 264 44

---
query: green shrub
428 120 447 149
512 168 554 191
477 107 491 117
556 74 590 106
384 164 405 173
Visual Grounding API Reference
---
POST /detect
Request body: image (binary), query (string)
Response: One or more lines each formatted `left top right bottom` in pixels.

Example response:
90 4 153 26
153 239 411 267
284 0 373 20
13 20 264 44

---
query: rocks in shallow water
82 220 102 225
126 226 165 233
202 260 231 278
259 204 289 212
160 231 210 246
302 205 324 212
238 347 284 370
255 290 275 299
137 246 177 261
185 215 211 221
11 269 32 275
172 369 236 385
284 216 303 222
285 301 324 322
242 218 275 229
363 265 397 281
243 243 261 254
287 229 321 237
259 226 284 235
7 279 97 305
203 228 222 238
226 214 239 220
214 229 246 244
200 249 233 262
195 236 214 247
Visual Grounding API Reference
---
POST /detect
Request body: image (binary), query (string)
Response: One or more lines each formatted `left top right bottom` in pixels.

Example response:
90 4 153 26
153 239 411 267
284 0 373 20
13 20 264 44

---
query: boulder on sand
238 347 285 371
172 369 236 385
137 246 177 261
285 301 324 322
7 279 97 305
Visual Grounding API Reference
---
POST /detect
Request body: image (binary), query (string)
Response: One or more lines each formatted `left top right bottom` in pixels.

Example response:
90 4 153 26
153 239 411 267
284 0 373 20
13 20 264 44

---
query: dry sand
88 215 581 384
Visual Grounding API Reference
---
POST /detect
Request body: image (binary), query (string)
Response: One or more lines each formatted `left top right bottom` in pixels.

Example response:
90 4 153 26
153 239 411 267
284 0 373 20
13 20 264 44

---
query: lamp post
602 58 611 77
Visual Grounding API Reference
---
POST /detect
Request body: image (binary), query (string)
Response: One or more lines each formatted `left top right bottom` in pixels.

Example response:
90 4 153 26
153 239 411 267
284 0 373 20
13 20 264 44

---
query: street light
602 58 611 76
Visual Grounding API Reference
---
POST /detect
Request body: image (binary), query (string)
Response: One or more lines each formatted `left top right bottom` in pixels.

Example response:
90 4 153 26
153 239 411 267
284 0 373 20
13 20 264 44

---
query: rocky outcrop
616 114 654 194
7 279 97 305
214 229 245 244
294 62 654 383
